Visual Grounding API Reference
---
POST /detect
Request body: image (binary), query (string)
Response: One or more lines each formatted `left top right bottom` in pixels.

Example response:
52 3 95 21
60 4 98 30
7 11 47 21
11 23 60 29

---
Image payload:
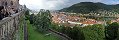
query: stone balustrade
0 10 25 40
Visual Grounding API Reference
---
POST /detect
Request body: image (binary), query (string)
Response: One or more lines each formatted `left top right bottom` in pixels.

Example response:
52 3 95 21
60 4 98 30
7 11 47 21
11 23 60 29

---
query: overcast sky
19 0 119 10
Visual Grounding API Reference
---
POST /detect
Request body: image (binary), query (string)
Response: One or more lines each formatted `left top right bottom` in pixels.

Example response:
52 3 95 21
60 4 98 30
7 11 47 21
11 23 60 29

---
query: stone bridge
0 10 26 40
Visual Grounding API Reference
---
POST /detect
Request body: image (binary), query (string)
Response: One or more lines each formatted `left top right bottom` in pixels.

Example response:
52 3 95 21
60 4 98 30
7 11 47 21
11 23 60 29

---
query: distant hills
60 2 119 13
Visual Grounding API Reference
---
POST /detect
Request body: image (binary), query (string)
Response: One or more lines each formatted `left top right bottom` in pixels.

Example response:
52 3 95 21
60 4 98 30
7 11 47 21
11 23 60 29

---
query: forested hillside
60 2 119 14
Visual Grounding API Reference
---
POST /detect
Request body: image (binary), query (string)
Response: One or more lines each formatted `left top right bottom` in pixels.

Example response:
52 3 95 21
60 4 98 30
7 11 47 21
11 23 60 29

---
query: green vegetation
105 22 119 40
51 23 119 40
25 10 30 20
25 9 119 40
19 13 25 40
60 2 119 13
32 10 52 33
27 20 60 40
81 24 105 40
26 10 61 40
52 25 85 40
51 24 105 40
63 26 85 40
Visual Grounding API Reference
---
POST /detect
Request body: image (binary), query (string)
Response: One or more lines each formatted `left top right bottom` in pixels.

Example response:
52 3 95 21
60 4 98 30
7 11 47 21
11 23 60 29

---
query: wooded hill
60 2 119 14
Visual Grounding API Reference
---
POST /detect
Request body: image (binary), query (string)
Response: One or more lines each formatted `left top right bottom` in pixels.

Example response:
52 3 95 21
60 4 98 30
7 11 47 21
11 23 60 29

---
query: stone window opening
11 1 13 5
5 2 7 6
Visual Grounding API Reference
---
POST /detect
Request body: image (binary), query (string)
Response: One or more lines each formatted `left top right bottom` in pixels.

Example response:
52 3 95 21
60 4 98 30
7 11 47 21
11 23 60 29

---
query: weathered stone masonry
0 10 25 40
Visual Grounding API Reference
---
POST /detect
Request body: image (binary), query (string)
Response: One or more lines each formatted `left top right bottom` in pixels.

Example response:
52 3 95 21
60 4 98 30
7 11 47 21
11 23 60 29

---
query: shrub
80 24 105 40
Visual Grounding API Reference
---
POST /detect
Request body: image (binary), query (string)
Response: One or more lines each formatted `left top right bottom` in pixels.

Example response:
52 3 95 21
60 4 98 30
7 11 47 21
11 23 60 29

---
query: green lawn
27 21 60 40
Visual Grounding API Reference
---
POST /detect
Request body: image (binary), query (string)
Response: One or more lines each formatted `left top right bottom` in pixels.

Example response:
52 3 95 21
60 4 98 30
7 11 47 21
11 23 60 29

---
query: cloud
19 0 69 10
19 0 119 10
100 0 119 4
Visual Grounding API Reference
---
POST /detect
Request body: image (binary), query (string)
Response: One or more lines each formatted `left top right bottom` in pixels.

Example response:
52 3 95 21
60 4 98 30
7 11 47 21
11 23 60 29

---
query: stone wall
0 10 25 40
0 0 19 9
0 0 20 20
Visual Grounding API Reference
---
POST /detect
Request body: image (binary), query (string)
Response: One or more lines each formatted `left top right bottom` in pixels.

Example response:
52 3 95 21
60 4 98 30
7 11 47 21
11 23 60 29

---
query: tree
66 26 85 40
25 10 30 20
33 9 52 33
105 22 119 40
29 14 34 24
50 24 85 40
81 24 105 40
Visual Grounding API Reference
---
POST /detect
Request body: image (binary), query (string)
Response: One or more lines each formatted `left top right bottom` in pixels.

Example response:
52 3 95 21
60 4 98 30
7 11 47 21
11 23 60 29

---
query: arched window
5 2 7 6
11 1 13 5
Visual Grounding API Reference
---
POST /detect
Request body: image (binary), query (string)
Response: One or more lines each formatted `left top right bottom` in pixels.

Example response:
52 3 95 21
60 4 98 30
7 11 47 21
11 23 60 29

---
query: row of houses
52 13 104 27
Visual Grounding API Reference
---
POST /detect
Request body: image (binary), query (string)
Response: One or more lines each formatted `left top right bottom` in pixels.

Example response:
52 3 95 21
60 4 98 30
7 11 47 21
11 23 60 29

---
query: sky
19 0 119 10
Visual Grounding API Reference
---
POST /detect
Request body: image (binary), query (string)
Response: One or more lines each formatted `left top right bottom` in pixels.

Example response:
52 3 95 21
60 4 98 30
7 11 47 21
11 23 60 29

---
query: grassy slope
27 21 60 40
